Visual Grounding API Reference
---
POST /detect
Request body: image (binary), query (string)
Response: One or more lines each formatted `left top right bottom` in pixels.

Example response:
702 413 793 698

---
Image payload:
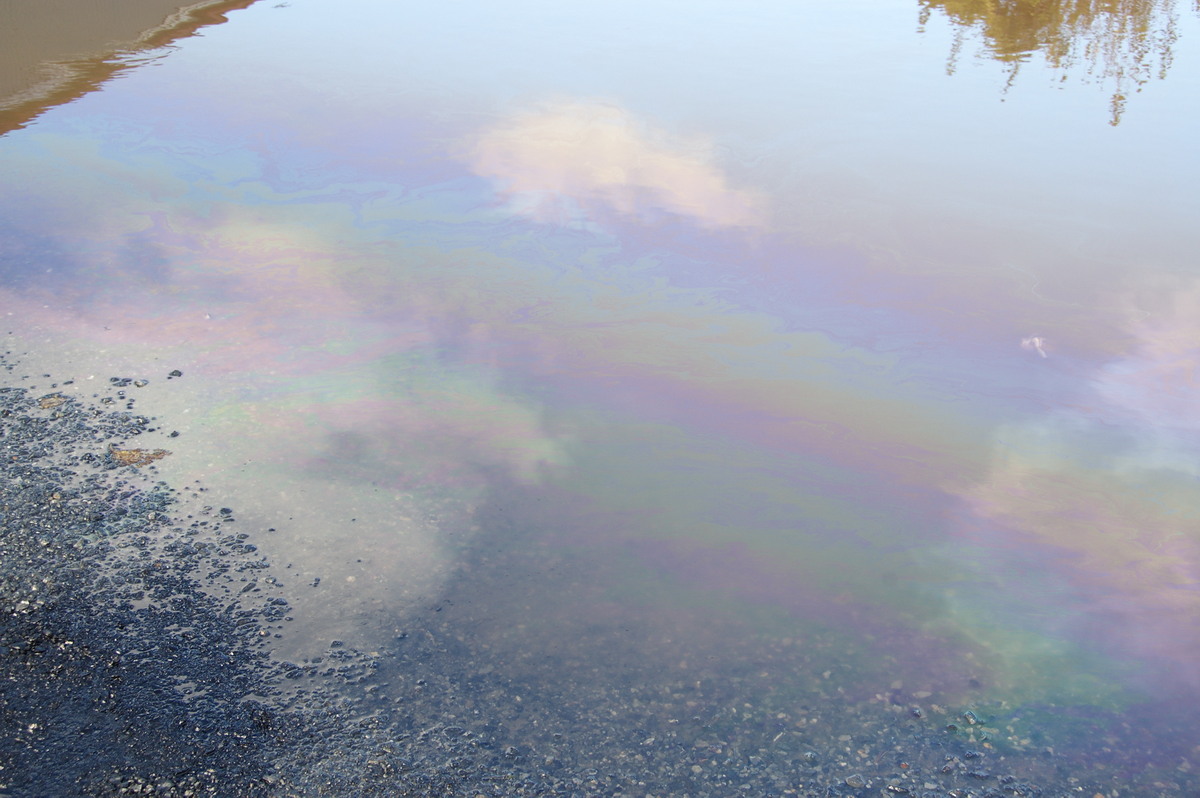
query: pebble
1 355 1193 797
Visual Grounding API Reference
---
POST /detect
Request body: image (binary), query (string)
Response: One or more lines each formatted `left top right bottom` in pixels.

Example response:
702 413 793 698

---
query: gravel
1 352 1195 797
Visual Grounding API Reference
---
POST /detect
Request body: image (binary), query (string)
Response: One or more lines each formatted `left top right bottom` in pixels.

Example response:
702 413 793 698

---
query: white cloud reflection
469 101 765 230
1094 278 1200 433
951 279 1200 689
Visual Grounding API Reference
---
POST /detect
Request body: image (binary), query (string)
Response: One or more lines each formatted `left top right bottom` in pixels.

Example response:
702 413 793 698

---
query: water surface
3 0 1200 791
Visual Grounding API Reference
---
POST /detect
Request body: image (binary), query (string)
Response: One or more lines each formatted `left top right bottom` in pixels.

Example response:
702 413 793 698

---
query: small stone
107 444 171 467
845 773 866 788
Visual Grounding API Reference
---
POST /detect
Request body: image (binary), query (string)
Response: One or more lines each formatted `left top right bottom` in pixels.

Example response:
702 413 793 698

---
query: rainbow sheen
3 0 1200 778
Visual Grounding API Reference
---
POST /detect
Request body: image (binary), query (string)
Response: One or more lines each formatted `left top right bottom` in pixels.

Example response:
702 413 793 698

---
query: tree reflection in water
918 0 1198 124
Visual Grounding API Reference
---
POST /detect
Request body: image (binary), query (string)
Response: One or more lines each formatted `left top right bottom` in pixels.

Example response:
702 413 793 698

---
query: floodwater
3 0 1200 791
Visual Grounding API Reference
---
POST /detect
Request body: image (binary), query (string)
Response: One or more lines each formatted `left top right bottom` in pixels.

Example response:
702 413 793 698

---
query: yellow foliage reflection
918 0 1197 124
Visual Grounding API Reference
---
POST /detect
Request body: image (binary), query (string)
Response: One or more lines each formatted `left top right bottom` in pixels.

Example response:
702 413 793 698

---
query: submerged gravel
0 361 298 796
1 352 1196 797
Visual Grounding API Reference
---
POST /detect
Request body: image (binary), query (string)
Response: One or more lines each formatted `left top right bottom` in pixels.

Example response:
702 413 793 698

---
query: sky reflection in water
2 0 1200 771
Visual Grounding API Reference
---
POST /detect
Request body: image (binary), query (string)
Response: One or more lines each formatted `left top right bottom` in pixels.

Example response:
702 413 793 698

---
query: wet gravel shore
1 352 1196 797
0 358 300 796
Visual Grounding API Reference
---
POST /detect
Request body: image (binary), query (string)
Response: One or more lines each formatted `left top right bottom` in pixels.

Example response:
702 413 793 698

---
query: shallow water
3 0 1200 791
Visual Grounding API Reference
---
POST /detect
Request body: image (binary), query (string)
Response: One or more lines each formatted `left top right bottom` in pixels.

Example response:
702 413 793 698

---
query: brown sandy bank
0 0 258 134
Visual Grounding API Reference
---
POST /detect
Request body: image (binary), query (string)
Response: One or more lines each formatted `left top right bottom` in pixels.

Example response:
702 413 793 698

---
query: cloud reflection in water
470 101 765 231
958 278 1200 690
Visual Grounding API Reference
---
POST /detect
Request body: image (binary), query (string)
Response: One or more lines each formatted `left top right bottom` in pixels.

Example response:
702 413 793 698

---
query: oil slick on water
2 0 1200 787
